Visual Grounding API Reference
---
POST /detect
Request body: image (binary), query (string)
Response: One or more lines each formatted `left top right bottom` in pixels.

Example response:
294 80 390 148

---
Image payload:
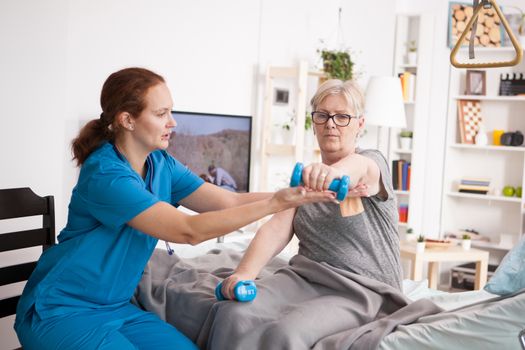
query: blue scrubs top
15 142 204 327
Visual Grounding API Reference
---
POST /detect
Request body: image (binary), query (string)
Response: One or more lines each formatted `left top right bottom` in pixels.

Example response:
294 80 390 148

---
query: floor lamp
365 76 407 155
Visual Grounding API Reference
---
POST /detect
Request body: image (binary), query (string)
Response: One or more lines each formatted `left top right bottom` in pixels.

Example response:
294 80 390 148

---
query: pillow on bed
484 235 525 295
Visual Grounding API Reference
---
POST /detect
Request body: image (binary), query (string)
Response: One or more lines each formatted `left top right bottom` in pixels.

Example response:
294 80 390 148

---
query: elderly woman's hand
347 182 369 197
302 163 345 192
221 273 250 300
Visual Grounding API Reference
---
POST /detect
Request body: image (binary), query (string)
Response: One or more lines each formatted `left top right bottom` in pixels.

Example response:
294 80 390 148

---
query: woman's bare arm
128 187 333 245
220 208 296 299
178 182 272 212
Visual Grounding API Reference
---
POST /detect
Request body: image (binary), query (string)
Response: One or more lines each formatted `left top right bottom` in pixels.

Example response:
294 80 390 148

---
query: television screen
167 111 252 192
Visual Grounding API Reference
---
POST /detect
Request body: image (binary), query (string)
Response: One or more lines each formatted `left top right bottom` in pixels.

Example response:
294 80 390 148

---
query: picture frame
448 2 504 48
466 70 486 95
457 99 483 144
274 88 290 105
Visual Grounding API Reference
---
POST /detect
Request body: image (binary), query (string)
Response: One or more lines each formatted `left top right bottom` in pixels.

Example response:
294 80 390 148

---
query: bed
133 233 525 349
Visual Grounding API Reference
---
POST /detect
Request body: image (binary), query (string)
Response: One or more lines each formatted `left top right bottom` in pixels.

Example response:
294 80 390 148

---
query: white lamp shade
364 76 406 128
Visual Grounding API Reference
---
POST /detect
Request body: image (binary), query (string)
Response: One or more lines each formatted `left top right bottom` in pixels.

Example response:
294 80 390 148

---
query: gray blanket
133 249 442 350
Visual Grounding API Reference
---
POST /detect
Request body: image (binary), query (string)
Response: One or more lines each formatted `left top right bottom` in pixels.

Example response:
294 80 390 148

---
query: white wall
0 0 69 224
2 0 397 231
0 1 68 347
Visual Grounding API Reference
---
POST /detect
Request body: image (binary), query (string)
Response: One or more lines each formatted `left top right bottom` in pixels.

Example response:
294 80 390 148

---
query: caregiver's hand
270 187 337 212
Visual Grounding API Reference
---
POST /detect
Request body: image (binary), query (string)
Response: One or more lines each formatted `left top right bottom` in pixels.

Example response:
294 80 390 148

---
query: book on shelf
458 178 490 194
460 178 491 186
458 184 490 191
398 72 416 102
398 204 408 223
458 189 489 195
392 160 411 191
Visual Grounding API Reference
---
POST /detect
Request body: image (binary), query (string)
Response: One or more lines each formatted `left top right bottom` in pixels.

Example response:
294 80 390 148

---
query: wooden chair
0 187 55 347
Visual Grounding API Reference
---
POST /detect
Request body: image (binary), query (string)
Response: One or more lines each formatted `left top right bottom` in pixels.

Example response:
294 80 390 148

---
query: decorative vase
462 239 472 250
272 125 295 145
492 129 504 146
400 137 412 150
416 242 425 253
407 52 417 66
475 123 488 146
406 233 416 242
283 126 294 145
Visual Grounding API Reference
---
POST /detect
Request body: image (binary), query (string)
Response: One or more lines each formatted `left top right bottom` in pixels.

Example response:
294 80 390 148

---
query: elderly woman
193 80 437 350
221 78 401 297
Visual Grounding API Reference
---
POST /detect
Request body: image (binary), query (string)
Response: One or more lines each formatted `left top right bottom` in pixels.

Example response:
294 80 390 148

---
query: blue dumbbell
289 162 350 201
215 280 257 302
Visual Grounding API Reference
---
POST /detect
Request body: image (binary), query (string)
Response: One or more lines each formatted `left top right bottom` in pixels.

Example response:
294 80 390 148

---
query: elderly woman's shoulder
356 148 386 158
356 148 389 167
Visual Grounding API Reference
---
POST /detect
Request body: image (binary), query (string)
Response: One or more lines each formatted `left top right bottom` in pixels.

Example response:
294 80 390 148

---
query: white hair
310 79 365 116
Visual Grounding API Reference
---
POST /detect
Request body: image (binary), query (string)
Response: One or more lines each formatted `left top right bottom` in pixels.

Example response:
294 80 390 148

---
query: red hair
71 67 165 166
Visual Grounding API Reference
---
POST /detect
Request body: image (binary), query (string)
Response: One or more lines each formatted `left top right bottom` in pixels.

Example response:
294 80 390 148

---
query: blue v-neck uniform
15 142 204 349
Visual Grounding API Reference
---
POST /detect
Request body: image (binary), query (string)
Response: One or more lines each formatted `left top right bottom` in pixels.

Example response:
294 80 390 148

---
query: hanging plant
305 112 312 131
319 49 354 81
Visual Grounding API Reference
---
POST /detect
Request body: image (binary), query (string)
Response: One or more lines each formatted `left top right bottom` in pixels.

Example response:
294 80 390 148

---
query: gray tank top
293 149 402 290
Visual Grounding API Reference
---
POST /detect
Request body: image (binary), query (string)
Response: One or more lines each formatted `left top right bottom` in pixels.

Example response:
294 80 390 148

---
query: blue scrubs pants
16 303 198 350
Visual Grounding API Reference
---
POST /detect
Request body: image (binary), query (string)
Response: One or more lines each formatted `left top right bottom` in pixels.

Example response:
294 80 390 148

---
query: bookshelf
441 47 525 261
388 13 434 235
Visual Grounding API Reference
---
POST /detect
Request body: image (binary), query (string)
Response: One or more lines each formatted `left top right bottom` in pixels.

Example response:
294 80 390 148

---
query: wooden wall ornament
450 0 523 68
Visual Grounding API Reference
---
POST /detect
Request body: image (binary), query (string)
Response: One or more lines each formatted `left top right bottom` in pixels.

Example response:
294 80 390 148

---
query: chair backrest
0 187 55 319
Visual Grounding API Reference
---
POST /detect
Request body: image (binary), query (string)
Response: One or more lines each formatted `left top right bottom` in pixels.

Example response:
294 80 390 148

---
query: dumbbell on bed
289 162 350 201
215 280 257 302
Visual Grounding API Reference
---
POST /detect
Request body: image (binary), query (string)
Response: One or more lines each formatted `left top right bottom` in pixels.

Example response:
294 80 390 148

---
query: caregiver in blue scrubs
14 67 337 350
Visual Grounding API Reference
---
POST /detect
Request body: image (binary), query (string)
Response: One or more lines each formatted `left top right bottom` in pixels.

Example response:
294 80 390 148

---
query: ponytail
71 116 114 166
70 67 165 166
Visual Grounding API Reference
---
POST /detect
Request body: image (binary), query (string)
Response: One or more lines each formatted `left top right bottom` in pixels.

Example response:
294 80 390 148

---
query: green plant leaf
321 50 354 80
304 113 312 130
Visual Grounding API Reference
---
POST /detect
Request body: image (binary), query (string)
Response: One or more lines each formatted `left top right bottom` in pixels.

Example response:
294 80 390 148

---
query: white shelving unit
259 61 323 192
388 13 434 235
441 48 525 260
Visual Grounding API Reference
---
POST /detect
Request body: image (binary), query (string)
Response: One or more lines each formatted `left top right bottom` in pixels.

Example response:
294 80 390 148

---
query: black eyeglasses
311 112 357 127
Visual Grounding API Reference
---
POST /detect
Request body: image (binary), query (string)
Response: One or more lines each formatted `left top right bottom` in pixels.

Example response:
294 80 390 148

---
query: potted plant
462 234 472 250
416 235 425 253
304 112 315 148
406 40 417 65
305 113 312 131
399 130 413 150
318 49 354 81
405 227 416 242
